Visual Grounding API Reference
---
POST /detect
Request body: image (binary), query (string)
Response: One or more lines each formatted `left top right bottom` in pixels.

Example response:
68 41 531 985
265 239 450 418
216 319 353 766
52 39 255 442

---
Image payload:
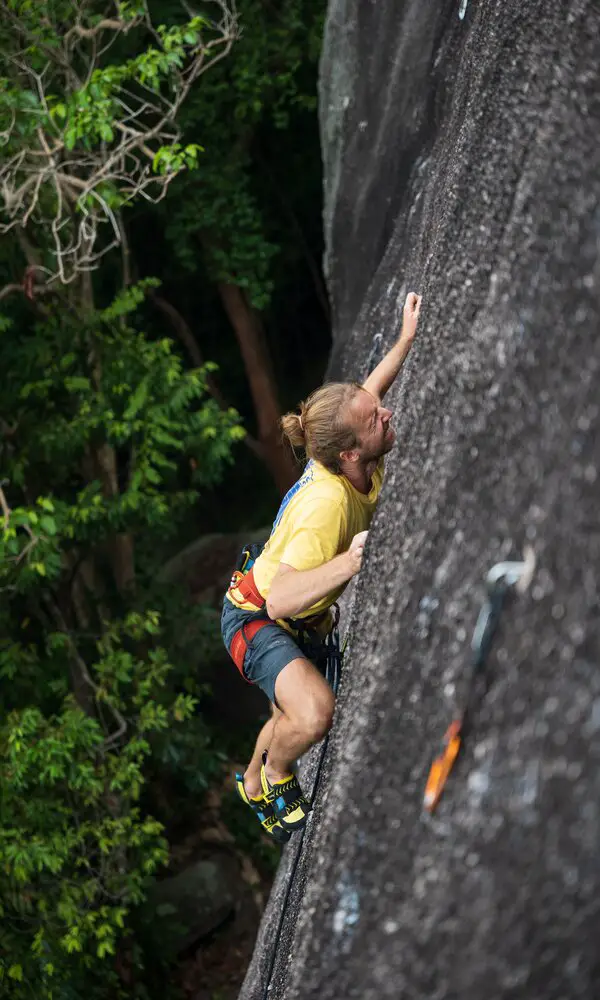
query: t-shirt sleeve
280 498 345 572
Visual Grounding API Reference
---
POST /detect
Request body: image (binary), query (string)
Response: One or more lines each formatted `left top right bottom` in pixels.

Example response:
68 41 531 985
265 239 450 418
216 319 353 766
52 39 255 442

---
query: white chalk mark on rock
458 0 468 19
332 874 360 937
468 766 491 798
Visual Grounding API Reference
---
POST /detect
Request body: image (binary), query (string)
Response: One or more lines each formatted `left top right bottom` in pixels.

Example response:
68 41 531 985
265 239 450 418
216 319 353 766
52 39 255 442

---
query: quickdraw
424 549 535 813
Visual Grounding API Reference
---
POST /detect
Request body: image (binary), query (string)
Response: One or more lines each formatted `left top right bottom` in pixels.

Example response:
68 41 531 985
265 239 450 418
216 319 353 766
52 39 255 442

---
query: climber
221 291 422 840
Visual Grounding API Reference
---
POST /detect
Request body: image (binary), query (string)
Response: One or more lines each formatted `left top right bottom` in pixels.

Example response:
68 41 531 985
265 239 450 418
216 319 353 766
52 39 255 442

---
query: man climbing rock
222 292 421 841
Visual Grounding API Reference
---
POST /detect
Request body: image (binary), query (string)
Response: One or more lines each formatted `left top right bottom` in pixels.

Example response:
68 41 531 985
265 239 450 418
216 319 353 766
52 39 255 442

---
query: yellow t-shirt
228 458 385 620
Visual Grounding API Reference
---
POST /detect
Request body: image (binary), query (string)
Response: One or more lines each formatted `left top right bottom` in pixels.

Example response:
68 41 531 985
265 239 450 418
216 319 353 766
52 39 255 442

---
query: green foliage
0 277 243 997
56 17 208 154
163 0 324 310
0 616 173 996
0 3 236 282
153 142 204 176
0 0 326 995
2 282 242 553
0 8 210 167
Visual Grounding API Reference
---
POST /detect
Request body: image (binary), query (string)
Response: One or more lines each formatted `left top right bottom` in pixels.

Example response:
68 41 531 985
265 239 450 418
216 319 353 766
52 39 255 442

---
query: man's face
344 389 395 463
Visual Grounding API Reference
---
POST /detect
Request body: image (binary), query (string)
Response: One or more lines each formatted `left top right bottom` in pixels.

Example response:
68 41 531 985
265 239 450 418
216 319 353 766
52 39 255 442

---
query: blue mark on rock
459 0 468 19
415 594 439 640
332 872 360 940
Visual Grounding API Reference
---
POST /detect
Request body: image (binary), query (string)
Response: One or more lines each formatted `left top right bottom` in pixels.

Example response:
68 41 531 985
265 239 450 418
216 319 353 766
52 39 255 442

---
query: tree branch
65 17 136 43
43 593 128 751
0 283 24 303
0 482 11 528
0 1 239 284
148 289 267 463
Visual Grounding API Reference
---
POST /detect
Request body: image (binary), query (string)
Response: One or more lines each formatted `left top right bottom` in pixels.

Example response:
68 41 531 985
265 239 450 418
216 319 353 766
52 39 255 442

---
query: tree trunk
149 290 270 467
254 143 331 325
81 271 136 594
216 282 297 495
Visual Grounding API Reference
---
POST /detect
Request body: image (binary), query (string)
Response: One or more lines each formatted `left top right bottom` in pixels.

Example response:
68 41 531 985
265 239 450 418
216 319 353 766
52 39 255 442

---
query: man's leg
264 656 335 784
243 703 282 799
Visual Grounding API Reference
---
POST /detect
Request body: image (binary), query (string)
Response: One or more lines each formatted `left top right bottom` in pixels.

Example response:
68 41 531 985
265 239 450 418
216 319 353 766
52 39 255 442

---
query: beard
382 426 396 453
361 426 396 462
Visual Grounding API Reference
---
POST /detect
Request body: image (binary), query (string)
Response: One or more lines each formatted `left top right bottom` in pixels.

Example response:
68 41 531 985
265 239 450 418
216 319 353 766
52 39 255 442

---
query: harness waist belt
229 566 265 609
227 567 330 631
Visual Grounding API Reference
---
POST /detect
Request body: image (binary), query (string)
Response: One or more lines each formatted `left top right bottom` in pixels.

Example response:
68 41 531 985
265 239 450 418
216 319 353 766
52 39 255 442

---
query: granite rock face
239 1 600 998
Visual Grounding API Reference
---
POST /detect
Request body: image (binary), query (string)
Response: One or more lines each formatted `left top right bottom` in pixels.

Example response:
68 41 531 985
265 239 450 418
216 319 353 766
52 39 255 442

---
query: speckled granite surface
239 2 600 997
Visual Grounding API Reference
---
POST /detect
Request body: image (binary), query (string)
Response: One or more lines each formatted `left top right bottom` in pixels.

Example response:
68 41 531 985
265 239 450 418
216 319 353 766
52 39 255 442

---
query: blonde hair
280 382 363 473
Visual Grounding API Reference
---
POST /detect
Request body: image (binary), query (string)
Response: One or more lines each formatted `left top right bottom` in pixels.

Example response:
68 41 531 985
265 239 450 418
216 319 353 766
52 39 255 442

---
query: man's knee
298 694 334 743
274 657 335 742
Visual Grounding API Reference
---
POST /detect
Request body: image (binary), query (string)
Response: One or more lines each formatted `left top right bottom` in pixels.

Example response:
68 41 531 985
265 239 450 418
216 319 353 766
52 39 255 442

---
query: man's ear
339 449 360 465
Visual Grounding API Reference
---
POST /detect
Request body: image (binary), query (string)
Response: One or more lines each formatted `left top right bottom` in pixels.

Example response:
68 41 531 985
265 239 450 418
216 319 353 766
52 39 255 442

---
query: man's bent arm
363 292 421 401
267 553 353 621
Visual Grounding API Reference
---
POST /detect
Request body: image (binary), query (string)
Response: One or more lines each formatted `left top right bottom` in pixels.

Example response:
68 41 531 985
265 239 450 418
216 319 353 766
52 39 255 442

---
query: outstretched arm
362 292 421 400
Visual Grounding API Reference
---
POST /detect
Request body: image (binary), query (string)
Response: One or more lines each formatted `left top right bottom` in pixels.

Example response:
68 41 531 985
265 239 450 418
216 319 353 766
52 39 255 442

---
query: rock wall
239 1 600 998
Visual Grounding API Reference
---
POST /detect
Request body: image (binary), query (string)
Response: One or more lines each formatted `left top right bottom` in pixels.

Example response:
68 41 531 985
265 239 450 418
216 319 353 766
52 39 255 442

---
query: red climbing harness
226 550 270 678
229 614 271 678
226 543 333 679
229 565 265 610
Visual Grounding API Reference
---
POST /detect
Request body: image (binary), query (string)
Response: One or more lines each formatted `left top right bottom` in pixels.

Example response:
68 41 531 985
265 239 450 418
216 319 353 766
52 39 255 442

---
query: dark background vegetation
0 3 328 997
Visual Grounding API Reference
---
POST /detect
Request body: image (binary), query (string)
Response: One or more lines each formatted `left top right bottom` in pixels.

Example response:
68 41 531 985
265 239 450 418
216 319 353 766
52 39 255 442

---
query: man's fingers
404 291 421 315
351 530 368 549
348 530 368 573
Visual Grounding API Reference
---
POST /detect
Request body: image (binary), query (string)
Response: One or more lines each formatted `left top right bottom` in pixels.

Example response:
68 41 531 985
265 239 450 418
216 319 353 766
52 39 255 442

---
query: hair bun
280 410 307 451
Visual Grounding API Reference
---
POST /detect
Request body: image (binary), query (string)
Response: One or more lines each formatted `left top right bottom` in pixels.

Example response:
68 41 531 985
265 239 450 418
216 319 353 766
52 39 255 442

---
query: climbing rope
261 611 345 999
424 548 535 812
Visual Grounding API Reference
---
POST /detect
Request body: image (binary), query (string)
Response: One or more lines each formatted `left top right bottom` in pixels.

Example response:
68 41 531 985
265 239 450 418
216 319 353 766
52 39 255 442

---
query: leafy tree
0 282 244 998
0 0 326 497
147 0 326 494
0 2 327 993
0 0 236 285
0 4 246 996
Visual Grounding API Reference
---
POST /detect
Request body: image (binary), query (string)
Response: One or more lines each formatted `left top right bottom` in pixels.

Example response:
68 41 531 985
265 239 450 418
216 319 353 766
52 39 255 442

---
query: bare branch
65 18 136 43
0 271 55 302
43 594 128 751
0 0 239 285
0 283 24 303
0 107 16 146
0 481 40 564
0 482 11 528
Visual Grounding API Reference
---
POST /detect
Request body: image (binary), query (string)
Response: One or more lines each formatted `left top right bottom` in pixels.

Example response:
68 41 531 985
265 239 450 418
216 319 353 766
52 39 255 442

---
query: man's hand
347 530 368 575
401 291 421 344
362 291 422 401
267 535 366 620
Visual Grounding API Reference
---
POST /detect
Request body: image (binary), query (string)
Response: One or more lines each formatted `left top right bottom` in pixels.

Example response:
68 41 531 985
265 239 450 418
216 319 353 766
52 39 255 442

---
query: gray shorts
221 596 329 705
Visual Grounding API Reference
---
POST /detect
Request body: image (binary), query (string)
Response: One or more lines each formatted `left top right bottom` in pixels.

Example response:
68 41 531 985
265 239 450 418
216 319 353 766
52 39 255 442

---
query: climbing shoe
260 755 311 832
235 772 291 844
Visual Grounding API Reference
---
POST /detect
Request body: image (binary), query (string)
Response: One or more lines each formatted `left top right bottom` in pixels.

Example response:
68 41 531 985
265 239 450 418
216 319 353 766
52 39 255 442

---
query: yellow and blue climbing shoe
260 756 310 832
235 772 291 844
